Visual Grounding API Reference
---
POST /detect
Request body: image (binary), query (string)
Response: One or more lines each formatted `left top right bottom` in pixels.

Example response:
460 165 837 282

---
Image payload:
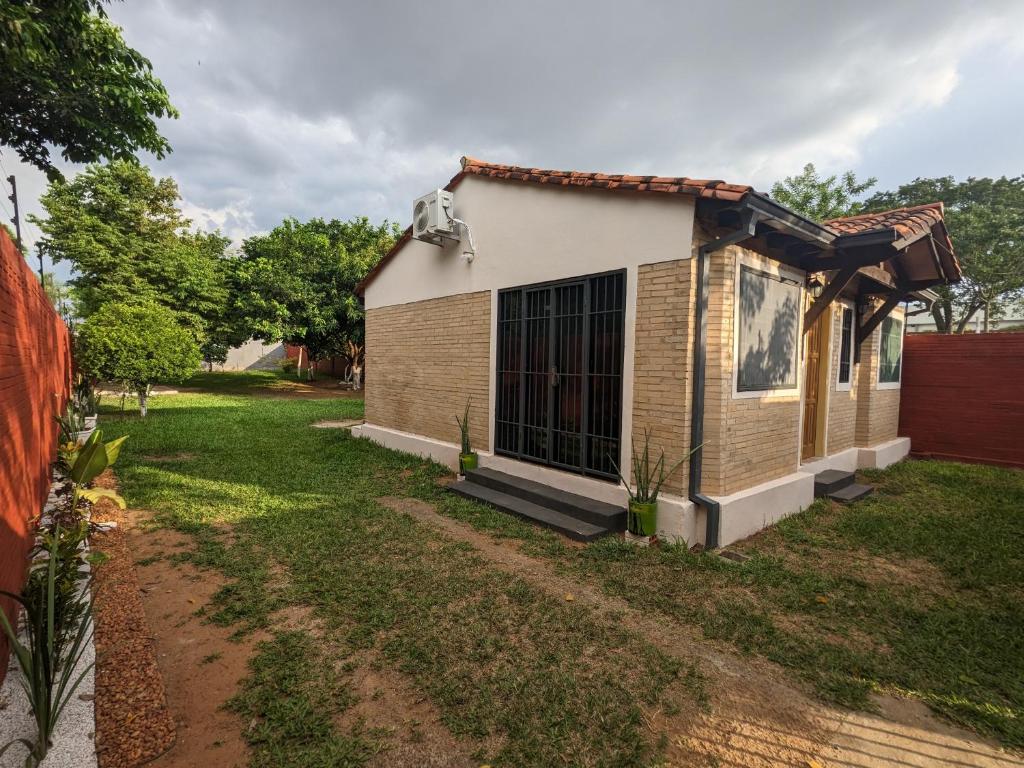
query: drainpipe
689 208 760 549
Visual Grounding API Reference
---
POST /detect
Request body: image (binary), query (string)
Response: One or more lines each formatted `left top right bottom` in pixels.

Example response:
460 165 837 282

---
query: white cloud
6 0 1024 279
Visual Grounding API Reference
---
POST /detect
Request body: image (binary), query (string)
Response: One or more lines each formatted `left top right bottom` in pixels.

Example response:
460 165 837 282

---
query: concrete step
828 483 874 503
447 480 614 542
464 467 626 530
814 469 856 497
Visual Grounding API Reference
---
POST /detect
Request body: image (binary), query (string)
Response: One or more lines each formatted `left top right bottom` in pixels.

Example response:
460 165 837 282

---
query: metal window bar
494 271 625 480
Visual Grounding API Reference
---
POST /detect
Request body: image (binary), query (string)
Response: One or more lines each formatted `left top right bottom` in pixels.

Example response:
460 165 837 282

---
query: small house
354 158 960 547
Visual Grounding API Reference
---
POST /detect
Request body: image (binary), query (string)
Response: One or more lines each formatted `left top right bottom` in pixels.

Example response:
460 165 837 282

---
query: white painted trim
709 470 816 547
487 288 498 453
731 250 805 401
876 315 904 390
352 423 466 469
483 452 697 543
620 265 639 484
800 446 860 475
835 300 855 392
353 423 700 545
858 437 910 469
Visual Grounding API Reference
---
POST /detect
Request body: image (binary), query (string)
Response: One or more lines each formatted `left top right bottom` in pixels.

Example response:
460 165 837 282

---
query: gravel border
91 476 175 768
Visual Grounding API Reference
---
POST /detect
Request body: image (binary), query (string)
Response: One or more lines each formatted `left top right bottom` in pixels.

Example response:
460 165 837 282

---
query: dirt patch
140 453 197 463
124 517 257 768
311 419 363 429
335 649 478 768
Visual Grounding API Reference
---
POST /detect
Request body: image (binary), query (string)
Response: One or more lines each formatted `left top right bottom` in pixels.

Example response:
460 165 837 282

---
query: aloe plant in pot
611 429 699 544
454 400 477 475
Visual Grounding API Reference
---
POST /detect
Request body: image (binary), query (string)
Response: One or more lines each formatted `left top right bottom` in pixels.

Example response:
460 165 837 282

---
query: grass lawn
434 461 1024 750
100 374 1024 760
99 383 702 767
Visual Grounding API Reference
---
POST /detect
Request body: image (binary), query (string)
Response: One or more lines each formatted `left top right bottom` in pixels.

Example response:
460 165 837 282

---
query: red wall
0 229 72 684
899 333 1024 469
284 344 351 377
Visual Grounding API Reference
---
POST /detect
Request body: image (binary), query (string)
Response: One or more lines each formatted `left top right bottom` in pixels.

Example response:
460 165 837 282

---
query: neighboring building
354 158 961 548
215 338 285 371
907 312 1024 333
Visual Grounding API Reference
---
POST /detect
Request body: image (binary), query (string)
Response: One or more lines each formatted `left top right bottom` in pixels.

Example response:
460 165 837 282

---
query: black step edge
813 469 856 497
447 480 613 542
827 483 873 503
465 467 626 528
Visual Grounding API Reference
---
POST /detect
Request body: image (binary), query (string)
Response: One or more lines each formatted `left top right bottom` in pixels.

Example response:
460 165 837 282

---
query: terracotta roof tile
459 157 754 202
824 202 944 243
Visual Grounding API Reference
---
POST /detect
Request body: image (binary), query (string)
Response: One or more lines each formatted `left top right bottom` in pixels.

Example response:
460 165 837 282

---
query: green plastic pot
628 500 658 537
459 452 479 475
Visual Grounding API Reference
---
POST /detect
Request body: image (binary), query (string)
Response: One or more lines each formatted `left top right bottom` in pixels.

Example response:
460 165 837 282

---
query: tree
0 0 176 177
30 161 246 358
865 177 1024 333
770 163 877 221
41 272 75 323
75 301 200 416
235 217 399 378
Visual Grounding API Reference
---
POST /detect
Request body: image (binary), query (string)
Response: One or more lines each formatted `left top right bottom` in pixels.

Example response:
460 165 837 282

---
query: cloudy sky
4 0 1024 279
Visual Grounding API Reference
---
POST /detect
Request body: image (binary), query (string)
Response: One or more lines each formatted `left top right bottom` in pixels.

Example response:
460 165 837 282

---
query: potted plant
611 429 698 545
455 400 478 475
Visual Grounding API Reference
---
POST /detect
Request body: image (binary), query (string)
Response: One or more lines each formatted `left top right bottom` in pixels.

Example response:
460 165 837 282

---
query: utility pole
7 174 42 282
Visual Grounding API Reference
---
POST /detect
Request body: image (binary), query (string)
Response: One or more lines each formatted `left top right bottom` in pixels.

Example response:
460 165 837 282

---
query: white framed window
877 315 903 389
836 303 855 391
734 261 802 397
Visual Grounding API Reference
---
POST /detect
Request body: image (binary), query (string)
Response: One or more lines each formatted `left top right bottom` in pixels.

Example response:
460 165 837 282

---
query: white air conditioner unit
412 189 456 244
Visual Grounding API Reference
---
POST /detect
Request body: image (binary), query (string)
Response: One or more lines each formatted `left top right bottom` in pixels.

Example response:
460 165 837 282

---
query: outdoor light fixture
807 273 825 299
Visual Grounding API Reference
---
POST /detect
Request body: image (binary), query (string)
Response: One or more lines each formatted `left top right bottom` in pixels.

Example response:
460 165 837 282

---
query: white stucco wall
364 175 697 479
216 339 285 371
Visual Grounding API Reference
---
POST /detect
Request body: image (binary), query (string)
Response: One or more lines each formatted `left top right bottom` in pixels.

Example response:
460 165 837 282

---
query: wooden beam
803 265 858 333
854 292 905 363
806 249 883 271
858 265 897 291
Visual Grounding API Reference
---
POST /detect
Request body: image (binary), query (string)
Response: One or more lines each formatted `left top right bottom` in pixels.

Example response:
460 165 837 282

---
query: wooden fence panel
900 333 1024 469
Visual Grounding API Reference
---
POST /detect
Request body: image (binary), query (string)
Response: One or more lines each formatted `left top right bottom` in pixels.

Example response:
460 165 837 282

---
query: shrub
75 302 202 416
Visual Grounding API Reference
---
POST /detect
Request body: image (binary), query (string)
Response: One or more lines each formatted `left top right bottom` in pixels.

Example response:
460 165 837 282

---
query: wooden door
802 312 826 460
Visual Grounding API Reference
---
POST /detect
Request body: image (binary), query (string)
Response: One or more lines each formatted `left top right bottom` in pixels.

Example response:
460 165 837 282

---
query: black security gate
495 271 625 479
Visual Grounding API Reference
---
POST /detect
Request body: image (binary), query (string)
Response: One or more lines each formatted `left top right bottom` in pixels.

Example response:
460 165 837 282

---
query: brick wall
365 291 491 450
825 305 860 455
855 309 901 447
899 333 1024 468
700 237 802 496
0 229 72 685
631 259 696 496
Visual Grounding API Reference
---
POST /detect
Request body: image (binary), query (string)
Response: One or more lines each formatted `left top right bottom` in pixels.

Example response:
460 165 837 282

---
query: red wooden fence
899 333 1024 469
0 229 73 684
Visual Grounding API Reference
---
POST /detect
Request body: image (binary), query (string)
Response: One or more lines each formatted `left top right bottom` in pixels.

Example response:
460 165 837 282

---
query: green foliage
75 301 201 402
610 428 696 506
454 399 472 455
31 162 247 360
770 162 877 220
236 217 399 365
865 176 1024 332
0 526 95 766
0 0 176 177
